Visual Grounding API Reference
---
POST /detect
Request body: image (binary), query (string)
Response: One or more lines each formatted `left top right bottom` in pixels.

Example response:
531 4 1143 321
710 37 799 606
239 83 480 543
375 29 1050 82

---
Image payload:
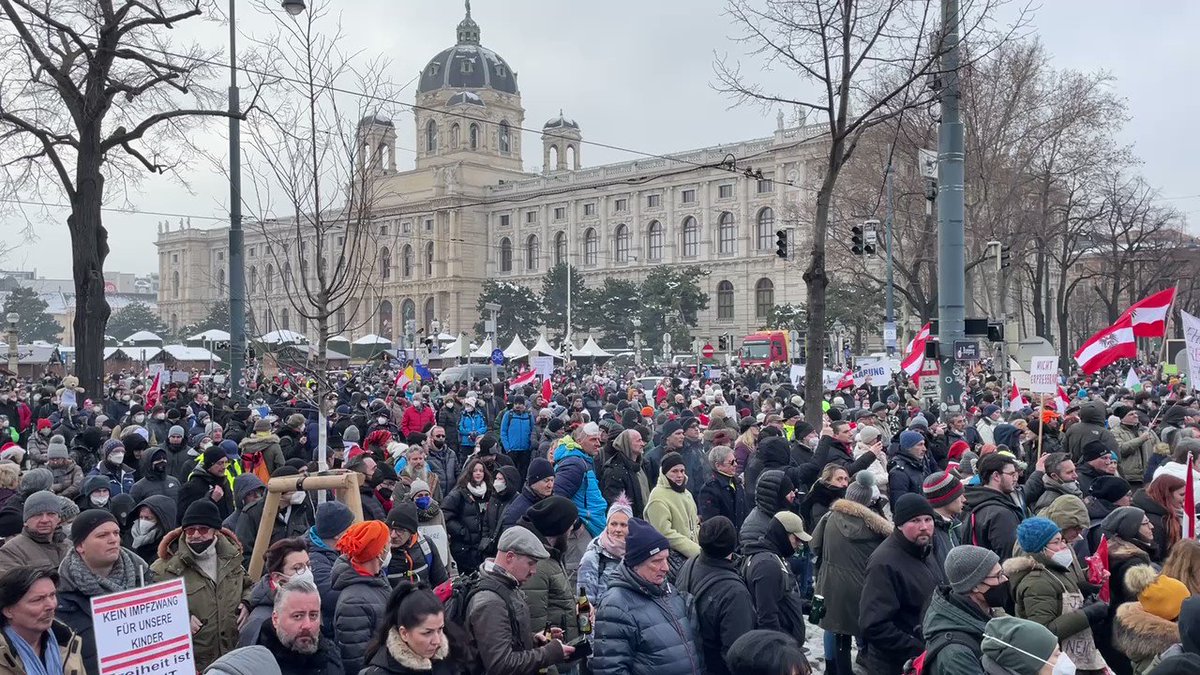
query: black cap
71 509 118 544
181 500 223 530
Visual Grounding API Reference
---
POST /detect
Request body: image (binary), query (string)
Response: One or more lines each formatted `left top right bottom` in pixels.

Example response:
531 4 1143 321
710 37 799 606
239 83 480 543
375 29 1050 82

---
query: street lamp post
631 317 642 367
5 313 18 375
484 302 501 383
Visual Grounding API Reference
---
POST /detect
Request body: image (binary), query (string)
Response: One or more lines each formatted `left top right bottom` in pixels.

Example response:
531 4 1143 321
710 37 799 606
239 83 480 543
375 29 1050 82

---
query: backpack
442 571 523 675
901 630 981 675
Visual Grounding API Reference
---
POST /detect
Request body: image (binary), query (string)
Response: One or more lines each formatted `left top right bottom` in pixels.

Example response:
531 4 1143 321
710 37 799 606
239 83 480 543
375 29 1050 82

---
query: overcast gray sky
4 0 1197 279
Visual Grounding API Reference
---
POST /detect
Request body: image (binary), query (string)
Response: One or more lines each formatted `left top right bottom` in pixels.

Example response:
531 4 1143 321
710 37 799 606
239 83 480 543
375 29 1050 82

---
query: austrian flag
901 323 932 379
1008 381 1026 412
508 369 537 390
1119 287 1176 338
1074 316 1136 375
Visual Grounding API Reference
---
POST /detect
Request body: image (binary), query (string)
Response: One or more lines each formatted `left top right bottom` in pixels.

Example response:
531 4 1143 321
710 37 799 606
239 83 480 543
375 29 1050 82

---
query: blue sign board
491 349 505 365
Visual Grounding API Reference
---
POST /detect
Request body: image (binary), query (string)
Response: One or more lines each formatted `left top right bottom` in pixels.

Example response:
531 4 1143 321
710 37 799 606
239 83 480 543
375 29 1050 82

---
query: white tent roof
125 331 162 343
163 345 222 362
572 336 613 358
437 332 456 342
503 335 529 359
469 337 494 359
188 329 230 342
529 334 562 359
438 333 468 359
352 333 391 345
328 335 351 342
260 329 308 344
108 347 162 361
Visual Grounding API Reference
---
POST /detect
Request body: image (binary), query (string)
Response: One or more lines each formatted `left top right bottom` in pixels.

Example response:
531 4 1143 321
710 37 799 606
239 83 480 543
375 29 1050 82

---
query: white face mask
131 518 157 547
1050 548 1075 568
1052 653 1076 675
379 550 392 570
289 491 306 506
377 416 388 425
493 479 507 493
109 453 125 465
287 567 315 587
90 493 110 507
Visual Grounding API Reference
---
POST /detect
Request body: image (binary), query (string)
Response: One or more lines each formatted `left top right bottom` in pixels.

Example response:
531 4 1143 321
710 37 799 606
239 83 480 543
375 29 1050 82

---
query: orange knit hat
336 520 389 563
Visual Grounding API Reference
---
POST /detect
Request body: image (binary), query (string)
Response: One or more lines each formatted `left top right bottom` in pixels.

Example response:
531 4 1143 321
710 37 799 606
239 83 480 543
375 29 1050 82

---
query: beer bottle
576 587 592 635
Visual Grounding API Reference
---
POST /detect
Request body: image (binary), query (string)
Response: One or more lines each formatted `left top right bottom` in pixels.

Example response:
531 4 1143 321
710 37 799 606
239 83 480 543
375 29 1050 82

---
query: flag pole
1158 283 1181 367
1036 393 1046 463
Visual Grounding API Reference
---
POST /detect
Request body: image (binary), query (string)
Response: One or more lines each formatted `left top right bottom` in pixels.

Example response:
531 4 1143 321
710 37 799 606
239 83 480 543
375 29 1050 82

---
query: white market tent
163 345 222 362
188 329 230 342
438 334 468 359
469 337 494 360
437 332 456 343
260 329 308 345
327 335 351 346
572 336 613 359
125 331 163 344
503 335 529 360
529 334 562 359
352 334 391 346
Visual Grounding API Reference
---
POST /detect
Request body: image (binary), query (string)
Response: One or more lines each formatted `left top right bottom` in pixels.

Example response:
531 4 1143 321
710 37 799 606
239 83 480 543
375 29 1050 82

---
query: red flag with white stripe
1119 287 1176 338
1073 316 1136 374
508 370 536 390
1008 381 1026 411
901 323 931 379
1056 386 1070 415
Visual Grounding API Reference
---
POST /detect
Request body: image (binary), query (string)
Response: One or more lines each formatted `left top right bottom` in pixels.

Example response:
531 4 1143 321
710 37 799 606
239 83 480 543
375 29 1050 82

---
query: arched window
526 234 540 271
425 119 438 153
378 300 393 339
425 242 435 277
681 217 699 258
584 228 598 266
499 237 513 272
379 247 391 280
499 121 511 154
249 266 258 294
266 264 274 292
717 280 735 320
567 145 578 169
424 298 436 334
402 244 413 278
469 123 479 149
554 231 567 266
646 221 663 261
450 123 460 148
172 271 180 299
217 268 225 293
614 224 630 263
283 262 292 286
755 278 775 319
549 146 559 170
280 308 290 331
718 212 736 255
756 207 775 251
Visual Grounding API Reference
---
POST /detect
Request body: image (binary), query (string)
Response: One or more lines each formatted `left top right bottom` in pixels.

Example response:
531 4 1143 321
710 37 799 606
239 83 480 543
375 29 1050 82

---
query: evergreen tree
0 285 63 342
474 281 542 343
107 302 169 342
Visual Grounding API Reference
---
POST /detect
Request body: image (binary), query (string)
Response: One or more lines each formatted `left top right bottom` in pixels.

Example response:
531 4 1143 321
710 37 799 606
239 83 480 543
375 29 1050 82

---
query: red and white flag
901 323 931 379
836 370 855 390
393 367 413 392
1074 316 1136 374
508 369 536 391
1119 287 1176 338
1008 381 1026 412
1185 453 1196 539
145 372 162 409
1055 386 1071 415
541 377 553 403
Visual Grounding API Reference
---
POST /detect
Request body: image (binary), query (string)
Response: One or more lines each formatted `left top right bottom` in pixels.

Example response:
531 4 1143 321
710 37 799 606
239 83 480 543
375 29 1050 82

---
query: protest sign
532 355 555 380
91 579 194 675
1029 356 1059 394
1181 310 1200 391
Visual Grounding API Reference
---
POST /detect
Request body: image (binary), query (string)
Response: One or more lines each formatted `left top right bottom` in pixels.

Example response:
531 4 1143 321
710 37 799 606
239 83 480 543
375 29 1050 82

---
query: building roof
447 91 486 107
0 343 61 365
417 6 518 95
543 111 579 130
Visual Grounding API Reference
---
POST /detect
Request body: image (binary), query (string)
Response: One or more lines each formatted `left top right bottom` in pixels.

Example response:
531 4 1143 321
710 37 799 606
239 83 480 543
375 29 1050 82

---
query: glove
1082 601 1109 626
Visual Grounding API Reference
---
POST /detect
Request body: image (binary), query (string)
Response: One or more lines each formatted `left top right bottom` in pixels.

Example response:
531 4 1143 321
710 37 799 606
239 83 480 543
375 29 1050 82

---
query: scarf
3 626 62 675
61 549 142 596
598 531 627 558
189 541 219 582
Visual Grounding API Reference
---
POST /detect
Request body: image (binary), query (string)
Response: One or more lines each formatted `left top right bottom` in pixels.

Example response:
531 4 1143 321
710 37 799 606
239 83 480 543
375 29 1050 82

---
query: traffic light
1000 244 1012 269
718 334 729 351
775 229 789 259
851 226 864 255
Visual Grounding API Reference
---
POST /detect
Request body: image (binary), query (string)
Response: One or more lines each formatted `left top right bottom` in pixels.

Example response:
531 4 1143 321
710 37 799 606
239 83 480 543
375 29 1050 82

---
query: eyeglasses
183 526 213 537
984 572 1008 581
1000 470 1018 477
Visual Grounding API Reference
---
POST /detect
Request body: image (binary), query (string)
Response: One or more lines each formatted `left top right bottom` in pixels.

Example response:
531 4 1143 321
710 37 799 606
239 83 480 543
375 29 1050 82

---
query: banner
91 578 193 675
1181 310 1200 389
1029 356 1059 394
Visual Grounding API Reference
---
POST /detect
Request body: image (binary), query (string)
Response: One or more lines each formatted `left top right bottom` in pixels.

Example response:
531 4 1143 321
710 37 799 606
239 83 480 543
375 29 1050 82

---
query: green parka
644 473 700 558
1002 552 1092 640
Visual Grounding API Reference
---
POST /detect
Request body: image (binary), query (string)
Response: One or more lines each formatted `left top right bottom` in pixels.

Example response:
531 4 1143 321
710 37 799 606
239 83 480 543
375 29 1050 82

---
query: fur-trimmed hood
384 627 449 671
829 498 893 537
156 525 243 561
1114 601 1180 663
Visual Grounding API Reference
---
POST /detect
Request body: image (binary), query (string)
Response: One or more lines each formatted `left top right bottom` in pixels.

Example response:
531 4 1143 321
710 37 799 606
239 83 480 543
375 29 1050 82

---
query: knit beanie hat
945 545 1000 594
343 425 361 443
168 425 186 438
1080 439 1111 463
948 440 970 461
892 493 935 525
58 497 79 522
20 468 53 494
624 517 669 568
286 414 305 430
182 500 223 530
607 494 634 520
70 508 117 544
526 457 555 484
314 501 354 540
386 502 420 534
660 452 685 474
922 471 963 508
23 490 62 521
1102 506 1146 541
1126 565 1190 620
337 520 390 563
698 516 738 558
1180 596 1200 655
1090 475 1131 503
101 439 124 458
525 496 578 537
981 616 1058 674
202 446 227 468
1016 516 1060 554
253 419 272 433
408 479 431 498
857 425 880 445
48 436 69 460
845 471 876 506
899 430 925 452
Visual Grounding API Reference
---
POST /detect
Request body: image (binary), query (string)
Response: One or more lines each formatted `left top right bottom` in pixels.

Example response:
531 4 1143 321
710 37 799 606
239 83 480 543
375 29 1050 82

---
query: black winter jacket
598 450 650 518
675 553 755 675
442 485 488 574
813 435 878 476
887 450 929 506
742 521 806 645
739 469 793 549
255 620 343 675
177 466 235 521
859 529 947 664
962 485 1024 561
697 471 751 528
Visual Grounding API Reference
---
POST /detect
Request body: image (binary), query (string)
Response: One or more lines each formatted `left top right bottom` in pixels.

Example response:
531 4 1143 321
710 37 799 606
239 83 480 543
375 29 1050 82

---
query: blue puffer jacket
500 409 533 452
88 462 135 495
458 410 488 450
553 440 608 536
593 564 703 675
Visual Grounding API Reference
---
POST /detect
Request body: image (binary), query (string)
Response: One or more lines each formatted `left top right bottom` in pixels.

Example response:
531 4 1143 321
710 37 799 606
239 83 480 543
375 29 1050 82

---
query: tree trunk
803 161 840 424
69 144 111 399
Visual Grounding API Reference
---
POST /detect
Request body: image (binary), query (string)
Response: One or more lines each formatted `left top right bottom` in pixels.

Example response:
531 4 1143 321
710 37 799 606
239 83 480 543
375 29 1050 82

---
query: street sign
702 343 715 359
953 340 981 361
920 376 940 400
490 349 505 365
661 344 673 358
883 322 897 348
918 148 938 179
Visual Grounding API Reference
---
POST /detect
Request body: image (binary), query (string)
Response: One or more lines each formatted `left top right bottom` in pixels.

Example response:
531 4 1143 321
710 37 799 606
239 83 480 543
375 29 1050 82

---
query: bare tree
238 0 399 468
715 0 1022 420
0 0 254 397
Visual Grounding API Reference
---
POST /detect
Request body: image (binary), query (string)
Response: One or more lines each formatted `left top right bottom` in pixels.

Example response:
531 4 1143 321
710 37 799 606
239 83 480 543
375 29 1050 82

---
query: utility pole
885 146 896 356
936 0 965 409
227 0 247 403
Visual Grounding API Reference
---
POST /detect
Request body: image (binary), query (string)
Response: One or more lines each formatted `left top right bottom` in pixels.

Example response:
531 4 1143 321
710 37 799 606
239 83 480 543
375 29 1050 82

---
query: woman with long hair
733 420 760 477
442 458 492 575
361 582 467 675
1162 537 1200 596
578 495 633 602
1133 474 1186 562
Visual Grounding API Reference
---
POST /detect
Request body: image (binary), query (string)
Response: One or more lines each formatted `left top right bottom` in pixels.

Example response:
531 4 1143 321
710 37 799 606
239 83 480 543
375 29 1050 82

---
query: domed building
157 3 819 357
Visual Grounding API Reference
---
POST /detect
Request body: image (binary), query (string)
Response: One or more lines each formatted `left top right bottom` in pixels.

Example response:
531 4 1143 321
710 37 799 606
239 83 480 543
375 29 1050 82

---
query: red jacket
400 404 436 438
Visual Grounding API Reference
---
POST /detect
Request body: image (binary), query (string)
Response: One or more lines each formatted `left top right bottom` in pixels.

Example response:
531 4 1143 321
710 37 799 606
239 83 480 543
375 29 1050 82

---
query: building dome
543 111 579 130
447 91 486 107
416 4 518 96
358 113 394 128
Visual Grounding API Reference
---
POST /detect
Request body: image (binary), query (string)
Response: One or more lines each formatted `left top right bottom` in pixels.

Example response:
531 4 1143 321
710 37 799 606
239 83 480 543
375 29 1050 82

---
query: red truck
739 330 803 366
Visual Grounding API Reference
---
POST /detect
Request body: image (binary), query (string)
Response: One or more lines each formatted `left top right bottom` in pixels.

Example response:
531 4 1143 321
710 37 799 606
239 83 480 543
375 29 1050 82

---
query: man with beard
1112 405 1157 488
859 493 948 675
425 426 459 492
1030 453 1083 512
162 424 192 481
962 454 1025 561
253 578 342 675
